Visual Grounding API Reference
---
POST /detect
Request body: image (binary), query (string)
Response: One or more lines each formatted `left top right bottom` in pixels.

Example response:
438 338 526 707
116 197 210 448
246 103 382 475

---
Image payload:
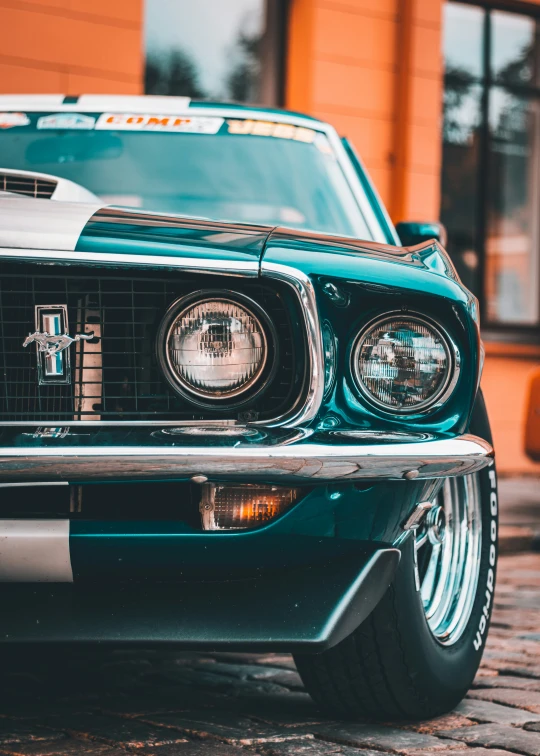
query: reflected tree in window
442 2 540 325
143 0 280 105
441 63 482 295
486 91 540 323
145 49 205 99
492 10 538 87
497 47 535 86
226 28 263 102
443 66 477 143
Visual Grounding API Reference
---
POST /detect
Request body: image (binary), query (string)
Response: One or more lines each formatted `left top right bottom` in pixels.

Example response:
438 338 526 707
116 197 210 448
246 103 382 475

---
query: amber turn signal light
199 483 299 531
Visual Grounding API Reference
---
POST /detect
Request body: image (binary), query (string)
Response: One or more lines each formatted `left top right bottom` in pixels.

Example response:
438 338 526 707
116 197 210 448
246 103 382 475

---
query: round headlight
352 315 456 413
160 294 268 401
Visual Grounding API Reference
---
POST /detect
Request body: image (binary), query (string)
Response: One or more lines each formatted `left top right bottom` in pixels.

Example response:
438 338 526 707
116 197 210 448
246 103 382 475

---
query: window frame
444 0 540 341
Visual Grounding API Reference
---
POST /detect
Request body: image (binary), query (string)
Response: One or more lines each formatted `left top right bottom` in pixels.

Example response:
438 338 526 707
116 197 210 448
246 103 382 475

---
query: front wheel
294 392 497 720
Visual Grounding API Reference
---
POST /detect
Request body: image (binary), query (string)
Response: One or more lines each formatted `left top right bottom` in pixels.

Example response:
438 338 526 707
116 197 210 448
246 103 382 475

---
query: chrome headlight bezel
350 312 460 415
322 320 337 400
157 290 277 408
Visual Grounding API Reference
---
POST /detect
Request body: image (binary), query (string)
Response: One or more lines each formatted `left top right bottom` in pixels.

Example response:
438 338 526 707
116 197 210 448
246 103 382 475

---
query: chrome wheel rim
415 474 482 645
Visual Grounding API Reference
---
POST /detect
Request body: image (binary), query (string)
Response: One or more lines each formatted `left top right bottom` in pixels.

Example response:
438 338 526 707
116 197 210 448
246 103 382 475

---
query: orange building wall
286 0 444 222
481 349 540 476
0 0 143 94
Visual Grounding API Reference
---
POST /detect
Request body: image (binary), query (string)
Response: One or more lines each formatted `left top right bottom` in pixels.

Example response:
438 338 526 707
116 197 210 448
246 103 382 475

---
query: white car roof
0 95 328 131
0 95 192 113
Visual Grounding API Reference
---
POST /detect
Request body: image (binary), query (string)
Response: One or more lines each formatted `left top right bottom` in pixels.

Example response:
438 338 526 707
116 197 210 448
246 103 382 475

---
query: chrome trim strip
0 435 493 483
0 421 239 426
260 261 325 428
0 247 259 276
0 481 68 487
0 520 73 582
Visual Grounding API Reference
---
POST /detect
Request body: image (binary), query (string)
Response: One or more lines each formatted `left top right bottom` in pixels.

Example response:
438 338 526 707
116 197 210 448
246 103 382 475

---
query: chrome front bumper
0 427 494 484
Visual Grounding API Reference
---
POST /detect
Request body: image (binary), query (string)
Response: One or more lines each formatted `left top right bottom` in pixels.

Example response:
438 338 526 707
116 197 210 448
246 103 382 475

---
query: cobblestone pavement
0 553 539 756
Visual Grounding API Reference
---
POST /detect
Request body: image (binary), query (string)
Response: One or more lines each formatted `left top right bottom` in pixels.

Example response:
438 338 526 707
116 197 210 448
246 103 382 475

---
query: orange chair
525 368 540 461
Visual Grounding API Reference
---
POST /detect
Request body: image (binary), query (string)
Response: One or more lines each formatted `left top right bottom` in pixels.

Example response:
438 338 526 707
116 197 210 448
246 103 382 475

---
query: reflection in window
486 90 540 323
441 3 484 297
443 2 484 81
441 81 482 296
441 3 540 328
492 11 538 86
144 0 283 104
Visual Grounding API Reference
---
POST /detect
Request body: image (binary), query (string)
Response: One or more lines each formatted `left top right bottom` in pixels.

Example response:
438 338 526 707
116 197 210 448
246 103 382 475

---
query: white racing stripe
0 197 103 251
0 520 73 582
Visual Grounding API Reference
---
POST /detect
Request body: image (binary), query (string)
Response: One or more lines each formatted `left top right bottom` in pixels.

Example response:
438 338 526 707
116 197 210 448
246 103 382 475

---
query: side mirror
395 221 447 248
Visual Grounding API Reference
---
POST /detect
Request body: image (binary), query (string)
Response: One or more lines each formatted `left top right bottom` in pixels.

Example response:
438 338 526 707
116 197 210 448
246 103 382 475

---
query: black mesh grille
0 263 304 422
0 173 57 199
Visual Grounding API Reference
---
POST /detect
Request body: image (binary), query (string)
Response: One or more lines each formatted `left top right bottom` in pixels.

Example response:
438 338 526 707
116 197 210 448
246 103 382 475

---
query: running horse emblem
23 330 94 356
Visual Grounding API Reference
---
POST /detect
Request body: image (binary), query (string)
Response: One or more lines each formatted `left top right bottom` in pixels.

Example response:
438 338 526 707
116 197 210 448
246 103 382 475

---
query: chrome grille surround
0 262 306 425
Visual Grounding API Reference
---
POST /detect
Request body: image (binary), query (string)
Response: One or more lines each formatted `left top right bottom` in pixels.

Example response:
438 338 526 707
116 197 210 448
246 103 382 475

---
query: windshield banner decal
37 113 96 130
227 119 317 143
95 114 223 134
0 112 30 129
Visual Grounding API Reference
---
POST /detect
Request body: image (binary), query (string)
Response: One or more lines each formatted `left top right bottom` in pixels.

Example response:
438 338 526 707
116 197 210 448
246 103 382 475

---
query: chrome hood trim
0 245 259 276
261 261 324 427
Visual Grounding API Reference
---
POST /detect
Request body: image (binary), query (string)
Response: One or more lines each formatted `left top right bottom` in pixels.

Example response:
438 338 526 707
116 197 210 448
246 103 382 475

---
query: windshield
0 112 372 238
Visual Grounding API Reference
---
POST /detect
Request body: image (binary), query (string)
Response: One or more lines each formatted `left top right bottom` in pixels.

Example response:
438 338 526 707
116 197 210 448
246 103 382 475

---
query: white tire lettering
473 467 497 650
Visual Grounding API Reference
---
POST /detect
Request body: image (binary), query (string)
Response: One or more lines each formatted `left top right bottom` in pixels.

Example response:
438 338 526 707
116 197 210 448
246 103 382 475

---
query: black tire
294 390 497 720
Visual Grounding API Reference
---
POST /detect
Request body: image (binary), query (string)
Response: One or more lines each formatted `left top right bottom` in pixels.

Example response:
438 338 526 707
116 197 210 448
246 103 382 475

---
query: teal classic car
0 96 496 721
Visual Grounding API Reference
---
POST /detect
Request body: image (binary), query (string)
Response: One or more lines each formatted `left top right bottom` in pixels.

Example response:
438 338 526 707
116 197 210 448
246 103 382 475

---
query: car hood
0 197 458 287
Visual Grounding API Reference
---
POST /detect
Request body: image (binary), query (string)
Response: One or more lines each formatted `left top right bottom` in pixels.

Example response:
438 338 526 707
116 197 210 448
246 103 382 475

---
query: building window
144 0 287 106
442 1 540 332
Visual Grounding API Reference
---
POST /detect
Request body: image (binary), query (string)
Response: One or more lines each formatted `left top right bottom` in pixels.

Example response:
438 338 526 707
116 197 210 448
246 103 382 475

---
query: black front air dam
0 545 399 651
